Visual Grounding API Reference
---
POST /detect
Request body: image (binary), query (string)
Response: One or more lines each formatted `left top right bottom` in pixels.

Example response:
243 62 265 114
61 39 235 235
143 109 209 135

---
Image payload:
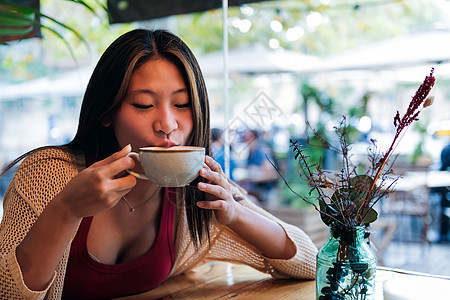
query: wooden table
116 261 450 300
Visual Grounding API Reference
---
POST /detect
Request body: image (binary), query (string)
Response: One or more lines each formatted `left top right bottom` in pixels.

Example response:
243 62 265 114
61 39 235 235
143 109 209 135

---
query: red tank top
62 188 176 300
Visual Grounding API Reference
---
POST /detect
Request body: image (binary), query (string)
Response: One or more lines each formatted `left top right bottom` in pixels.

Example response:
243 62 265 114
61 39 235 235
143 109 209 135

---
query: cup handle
126 152 149 180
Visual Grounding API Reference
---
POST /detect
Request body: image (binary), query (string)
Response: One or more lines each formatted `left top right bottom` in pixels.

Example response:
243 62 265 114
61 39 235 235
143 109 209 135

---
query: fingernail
198 182 206 189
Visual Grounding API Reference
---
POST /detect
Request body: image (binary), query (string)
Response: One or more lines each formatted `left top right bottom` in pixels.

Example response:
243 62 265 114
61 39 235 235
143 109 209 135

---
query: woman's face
111 58 194 151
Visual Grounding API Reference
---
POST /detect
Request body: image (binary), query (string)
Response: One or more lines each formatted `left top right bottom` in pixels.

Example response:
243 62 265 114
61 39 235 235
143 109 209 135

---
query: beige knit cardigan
0 148 317 300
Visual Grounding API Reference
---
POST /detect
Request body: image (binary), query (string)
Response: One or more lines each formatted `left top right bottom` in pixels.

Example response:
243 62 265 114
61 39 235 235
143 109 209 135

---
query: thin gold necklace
121 187 161 212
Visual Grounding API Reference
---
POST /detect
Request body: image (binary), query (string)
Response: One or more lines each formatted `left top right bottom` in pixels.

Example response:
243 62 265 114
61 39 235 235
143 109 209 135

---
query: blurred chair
432 186 450 242
381 185 431 244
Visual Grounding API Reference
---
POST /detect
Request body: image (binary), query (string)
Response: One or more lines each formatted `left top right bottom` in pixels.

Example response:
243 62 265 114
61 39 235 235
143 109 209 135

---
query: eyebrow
131 88 188 96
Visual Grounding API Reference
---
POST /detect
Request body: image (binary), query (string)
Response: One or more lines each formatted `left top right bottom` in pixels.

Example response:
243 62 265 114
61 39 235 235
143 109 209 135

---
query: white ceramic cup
126 146 205 187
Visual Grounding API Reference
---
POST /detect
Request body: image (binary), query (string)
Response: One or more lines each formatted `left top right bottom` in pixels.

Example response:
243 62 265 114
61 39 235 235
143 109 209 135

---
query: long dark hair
2 29 212 247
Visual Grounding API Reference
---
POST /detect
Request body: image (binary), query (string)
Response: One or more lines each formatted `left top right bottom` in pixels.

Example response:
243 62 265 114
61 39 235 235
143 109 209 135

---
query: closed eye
175 103 191 108
132 104 153 109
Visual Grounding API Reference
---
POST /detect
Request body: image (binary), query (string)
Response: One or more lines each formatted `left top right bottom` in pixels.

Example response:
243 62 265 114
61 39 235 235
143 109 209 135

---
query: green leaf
361 207 378 224
0 0 97 52
318 198 326 210
349 175 374 203
0 2 36 42
350 175 373 190
0 3 35 37
319 199 337 226
0 1 35 17
0 12 34 27
0 26 32 35
331 188 349 204
350 174 372 184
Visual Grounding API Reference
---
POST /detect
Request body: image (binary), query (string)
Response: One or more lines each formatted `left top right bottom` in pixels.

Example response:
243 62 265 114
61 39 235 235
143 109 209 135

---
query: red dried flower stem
357 68 435 223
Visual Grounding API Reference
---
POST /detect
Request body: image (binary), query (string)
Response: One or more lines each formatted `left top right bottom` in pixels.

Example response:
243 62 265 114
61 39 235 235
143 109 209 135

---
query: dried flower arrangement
275 68 436 228
268 68 435 300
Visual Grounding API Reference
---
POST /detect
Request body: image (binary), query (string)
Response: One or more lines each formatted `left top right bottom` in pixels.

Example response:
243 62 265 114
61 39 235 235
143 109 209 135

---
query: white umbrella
304 31 450 73
0 66 92 101
198 46 319 77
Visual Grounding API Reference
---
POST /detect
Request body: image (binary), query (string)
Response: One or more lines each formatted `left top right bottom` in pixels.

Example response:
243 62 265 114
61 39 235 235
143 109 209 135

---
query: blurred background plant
0 0 101 50
0 0 133 82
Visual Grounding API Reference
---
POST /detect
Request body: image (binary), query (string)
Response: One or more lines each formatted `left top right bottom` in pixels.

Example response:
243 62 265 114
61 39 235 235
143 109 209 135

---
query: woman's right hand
56 144 137 219
14 145 136 292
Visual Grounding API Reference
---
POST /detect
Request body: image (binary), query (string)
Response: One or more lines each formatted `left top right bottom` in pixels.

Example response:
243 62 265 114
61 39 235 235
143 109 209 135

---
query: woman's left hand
197 156 298 260
196 155 241 225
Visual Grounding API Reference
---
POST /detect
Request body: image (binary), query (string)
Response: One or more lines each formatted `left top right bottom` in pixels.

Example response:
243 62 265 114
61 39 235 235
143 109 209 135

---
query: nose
153 106 178 135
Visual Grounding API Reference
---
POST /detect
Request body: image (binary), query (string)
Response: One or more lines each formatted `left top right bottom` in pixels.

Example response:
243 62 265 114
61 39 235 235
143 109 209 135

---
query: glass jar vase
316 223 377 300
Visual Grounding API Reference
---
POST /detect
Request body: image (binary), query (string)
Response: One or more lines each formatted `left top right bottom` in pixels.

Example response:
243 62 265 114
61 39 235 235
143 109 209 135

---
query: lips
155 140 178 147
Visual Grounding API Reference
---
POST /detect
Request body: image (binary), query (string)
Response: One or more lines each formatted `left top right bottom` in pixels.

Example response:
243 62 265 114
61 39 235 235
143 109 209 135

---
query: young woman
0 29 317 299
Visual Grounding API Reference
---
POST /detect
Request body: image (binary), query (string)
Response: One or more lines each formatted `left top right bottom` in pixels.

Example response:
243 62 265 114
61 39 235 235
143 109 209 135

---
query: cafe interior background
1 0 450 277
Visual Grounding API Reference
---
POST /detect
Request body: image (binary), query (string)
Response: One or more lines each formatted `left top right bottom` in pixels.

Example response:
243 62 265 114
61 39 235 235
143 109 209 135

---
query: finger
98 155 135 178
205 156 225 174
197 200 226 210
113 170 130 179
92 144 132 167
112 173 137 191
198 182 230 200
199 166 228 187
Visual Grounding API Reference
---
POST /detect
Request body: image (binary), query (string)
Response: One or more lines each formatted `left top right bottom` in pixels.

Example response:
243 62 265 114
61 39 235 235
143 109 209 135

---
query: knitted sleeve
0 148 79 300
170 194 318 280
208 199 318 279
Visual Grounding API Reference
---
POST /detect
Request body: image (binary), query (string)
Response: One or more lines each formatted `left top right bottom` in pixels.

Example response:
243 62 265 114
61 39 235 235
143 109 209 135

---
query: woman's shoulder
21 146 77 165
16 146 81 185
12 147 82 212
